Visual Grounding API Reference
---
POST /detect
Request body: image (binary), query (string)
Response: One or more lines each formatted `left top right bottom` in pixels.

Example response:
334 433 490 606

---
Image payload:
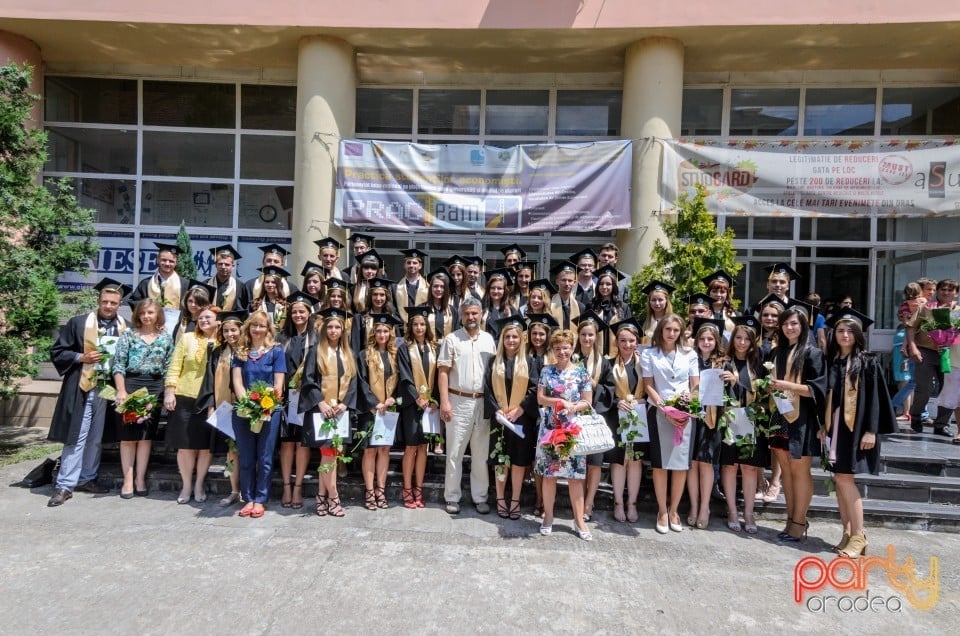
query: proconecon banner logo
794 546 939 613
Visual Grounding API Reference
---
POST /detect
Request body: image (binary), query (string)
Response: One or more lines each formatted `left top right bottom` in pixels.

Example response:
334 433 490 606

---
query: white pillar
617 38 684 275
291 36 356 282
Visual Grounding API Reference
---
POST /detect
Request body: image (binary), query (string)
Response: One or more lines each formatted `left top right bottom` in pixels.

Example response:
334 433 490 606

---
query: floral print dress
534 363 592 479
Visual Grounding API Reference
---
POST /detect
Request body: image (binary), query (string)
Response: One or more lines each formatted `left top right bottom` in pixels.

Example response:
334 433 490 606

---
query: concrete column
291 36 356 282
0 30 43 126
616 38 684 276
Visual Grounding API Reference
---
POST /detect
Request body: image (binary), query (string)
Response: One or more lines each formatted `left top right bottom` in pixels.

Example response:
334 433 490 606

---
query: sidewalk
0 456 956 633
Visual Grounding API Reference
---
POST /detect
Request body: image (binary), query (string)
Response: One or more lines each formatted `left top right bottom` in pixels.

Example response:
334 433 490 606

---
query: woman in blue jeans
231 310 286 518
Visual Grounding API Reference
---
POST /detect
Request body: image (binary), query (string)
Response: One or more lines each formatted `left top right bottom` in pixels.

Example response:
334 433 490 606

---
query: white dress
640 346 700 470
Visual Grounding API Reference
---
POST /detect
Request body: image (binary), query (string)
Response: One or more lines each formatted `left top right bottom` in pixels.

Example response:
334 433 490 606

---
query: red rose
123 412 138 423
249 392 260 401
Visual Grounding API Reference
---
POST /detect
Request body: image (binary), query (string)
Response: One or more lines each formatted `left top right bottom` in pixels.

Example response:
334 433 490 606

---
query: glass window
752 217 794 240
140 181 234 227
356 89 413 135
46 177 137 225
925 217 960 243
240 135 295 181
681 89 723 136
241 85 296 130
44 77 137 125
803 88 876 136
723 216 749 237
418 90 480 136
730 89 800 136
880 217 923 242
45 127 136 174
814 217 870 241
882 87 960 135
143 81 236 128
556 91 622 136
485 90 548 136
142 131 234 178
239 184 293 230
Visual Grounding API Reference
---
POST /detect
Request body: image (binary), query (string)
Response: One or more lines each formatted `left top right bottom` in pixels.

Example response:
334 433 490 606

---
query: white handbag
571 412 616 456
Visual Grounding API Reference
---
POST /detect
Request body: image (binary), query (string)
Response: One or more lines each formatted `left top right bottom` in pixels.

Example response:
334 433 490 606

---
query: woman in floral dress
535 329 594 541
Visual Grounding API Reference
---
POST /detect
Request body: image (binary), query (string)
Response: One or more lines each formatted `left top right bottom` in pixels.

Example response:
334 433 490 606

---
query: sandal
327 496 345 517
281 480 293 508
291 484 303 509
762 483 782 503
315 495 328 517
727 512 742 532
413 486 426 508
781 518 809 543
496 497 509 519
402 487 418 509
627 503 639 523
375 487 389 509
696 515 709 530
744 514 758 535
364 488 378 511
613 502 626 523
509 498 521 520
687 514 697 527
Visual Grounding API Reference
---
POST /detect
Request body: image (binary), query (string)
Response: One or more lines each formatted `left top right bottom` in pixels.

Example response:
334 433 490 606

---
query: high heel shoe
177 491 191 505
374 487 389 509
281 480 293 508
363 488 378 511
762 483 782 503
413 486 425 508
327 496 345 517
576 528 594 541
838 532 868 558
781 518 809 543
496 497 509 518
509 498 521 520
291 484 303 509
833 531 851 553
402 487 418 509
727 512 742 533
219 491 241 507
743 514 758 535
315 495 328 516
655 513 669 534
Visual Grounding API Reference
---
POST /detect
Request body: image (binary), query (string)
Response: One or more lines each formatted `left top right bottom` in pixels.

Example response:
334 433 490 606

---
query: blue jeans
233 411 281 504
891 361 916 410
56 390 107 491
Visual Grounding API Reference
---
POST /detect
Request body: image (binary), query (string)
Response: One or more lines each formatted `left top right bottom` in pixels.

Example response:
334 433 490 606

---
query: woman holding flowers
278 292 317 509
112 299 173 498
823 308 895 558
299 307 358 518
231 310 286 518
642 313 700 534
688 318 725 530
483 317 540 520
397 307 438 509
535 329 594 540
165 306 219 504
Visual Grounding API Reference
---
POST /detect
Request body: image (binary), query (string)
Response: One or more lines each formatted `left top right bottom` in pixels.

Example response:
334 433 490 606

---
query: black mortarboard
94 277 132 298
525 313 559 329
514 260 537 273
314 237 344 251
286 291 319 307
570 248 598 266
301 261 325 277
610 317 643 335
573 310 610 332
258 266 291 278
154 242 181 256
826 308 873 330
764 262 800 280
209 244 241 260
528 278 558 295
484 267 515 286
444 255 468 269
400 248 427 262
756 293 788 311
495 315 527 334
499 243 527 259
465 255 485 269
186 279 216 299
357 248 384 268
318 307 348 322
427 268 452 284
349 233 375 247
549 260 578 278
368 278 393 290
218 310 248 324
691 317 725 337
640 280 676 295
258 243 290 257
685 293 713 308
786 297 818 323
406 306 431 321
731 315 761 332
324 278 348 292
702 269 734 288
594 265 626 282
370 313 403 328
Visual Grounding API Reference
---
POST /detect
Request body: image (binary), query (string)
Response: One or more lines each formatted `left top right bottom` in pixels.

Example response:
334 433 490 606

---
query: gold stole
824 358 857 433
584 349 604 388
409 342 437 396
148 272 182 308
326 266 344 281
395 277 429 314
252 275 291 300
493 353 529 410
549 294 580 329
773 348 802 424
208 276 236 310
612 353 644 402
427 307 452 340
641 316 660 347
79 313 128 392
366 348 399 405
353 283 367 314
317 343 355 405
214 346 234 406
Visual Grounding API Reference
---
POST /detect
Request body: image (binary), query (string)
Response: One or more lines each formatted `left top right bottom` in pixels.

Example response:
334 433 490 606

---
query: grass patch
0 443 61 468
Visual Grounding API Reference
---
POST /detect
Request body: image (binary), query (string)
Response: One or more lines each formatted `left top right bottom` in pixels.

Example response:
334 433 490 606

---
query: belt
448 388 484 399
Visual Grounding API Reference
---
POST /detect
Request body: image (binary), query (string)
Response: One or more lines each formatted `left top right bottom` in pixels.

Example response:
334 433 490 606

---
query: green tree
0 63 98 398
626 183 741 318
174 220 197 280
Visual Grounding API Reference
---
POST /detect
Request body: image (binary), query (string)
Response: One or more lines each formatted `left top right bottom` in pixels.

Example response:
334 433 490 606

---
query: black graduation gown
195 343 234 453
768 345 827 459
278 331 310 439
356 349 399 449
602 356 649 465
209 275 250 311
298 344 357 448
396 342 439 447
575 284 595 307
718 358 770 468
583 355 616 467
692 355 723 464
47 313 122 445
483 355 540 466
127 274 189 305
594 301 632 355
827 354 896 475
483 306 515 342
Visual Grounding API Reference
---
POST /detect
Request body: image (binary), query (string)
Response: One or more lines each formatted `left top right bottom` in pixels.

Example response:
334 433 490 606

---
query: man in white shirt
438 297 496 514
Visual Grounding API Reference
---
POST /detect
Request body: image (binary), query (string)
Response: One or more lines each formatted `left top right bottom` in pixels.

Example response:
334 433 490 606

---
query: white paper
286 390 301 425
313 411 350 441
698 369 725 406
370 410 399 446
729 407 755 439
495 412 525 438
774 394 795 415
205 401 236 440
163 308 181 336
421 408 442 435
619 403 649 443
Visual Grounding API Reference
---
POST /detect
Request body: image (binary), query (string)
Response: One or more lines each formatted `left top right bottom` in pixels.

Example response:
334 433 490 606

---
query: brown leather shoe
47 489 73 507
76 480 110 494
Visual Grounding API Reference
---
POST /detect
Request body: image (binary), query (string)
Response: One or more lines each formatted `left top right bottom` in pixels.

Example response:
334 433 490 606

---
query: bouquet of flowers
617 397 645 461
317 408 351 474
234 380 282 433
92 327 119 395
662 391 703 445
115 387 155 425
920 308 960 373
542 400 582 460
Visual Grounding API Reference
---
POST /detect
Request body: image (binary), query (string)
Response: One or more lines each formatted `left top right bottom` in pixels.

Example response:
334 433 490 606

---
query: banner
661 139 960 217
335 140 633 233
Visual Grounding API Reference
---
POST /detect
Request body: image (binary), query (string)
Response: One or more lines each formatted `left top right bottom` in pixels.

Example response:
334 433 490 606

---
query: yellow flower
260 396 275 410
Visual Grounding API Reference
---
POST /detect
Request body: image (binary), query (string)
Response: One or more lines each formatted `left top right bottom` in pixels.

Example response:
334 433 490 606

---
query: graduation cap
314 237 344 252
702 269 734 288
444 255 468 269
685 293 713 308
499 243 527 259
691 317 725 337
94 277 132 298
528 278 558 296
514 260 537 273
731 315 761 332
570 247 598 266
187 279 216 300
400 248 427 262
318 307 348 322
640 280 676 296
286 291 319 307
258 243 290 258
209 244 241 260
357 248 383 269
405 306 432 321
324 278 348 293
786 297 818 323
427 268 452 283
258 266 291 279
301 261 325 277
525 313 559 329
154 242 182 256
549 260 578 278
495 315 527 334
219 310 249 324
465 255 485 270
756 293 788 311
349 233 375 248
485 267 515 286
826 307 874 330
369 313 403 328
764 262 800 280
610 317 643 335
594 265 626 282
368 278 393 290
573 309 610 332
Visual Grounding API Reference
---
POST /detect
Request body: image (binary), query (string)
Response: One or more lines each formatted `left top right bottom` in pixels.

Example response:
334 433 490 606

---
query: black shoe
119 491 135 500
47 488 72 507
934 426 952 437
712 484 726 501
910 420 923 433
134 488 149 497
76 480 110 494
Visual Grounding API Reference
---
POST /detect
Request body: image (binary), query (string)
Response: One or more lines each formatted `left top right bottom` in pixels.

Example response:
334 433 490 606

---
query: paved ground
0 455 957 635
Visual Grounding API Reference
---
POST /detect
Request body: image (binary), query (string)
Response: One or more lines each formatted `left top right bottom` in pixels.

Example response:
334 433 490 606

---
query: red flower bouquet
542 400 582 460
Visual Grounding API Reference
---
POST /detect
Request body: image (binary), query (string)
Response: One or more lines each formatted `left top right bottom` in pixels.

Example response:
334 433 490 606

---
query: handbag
571 412 615 456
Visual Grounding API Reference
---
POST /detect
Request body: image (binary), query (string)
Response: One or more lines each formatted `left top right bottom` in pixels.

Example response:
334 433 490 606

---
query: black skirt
491 415 537 467
116 374 163 442
166 396 213 451
769 412 821 459
691 418 722 463
603 405 651 465
398 404 427 447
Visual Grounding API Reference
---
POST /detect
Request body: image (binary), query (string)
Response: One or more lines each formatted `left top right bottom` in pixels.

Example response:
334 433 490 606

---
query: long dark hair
775 307 812 378
725 324 761 375
826 318 867 390
590 271 626 318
